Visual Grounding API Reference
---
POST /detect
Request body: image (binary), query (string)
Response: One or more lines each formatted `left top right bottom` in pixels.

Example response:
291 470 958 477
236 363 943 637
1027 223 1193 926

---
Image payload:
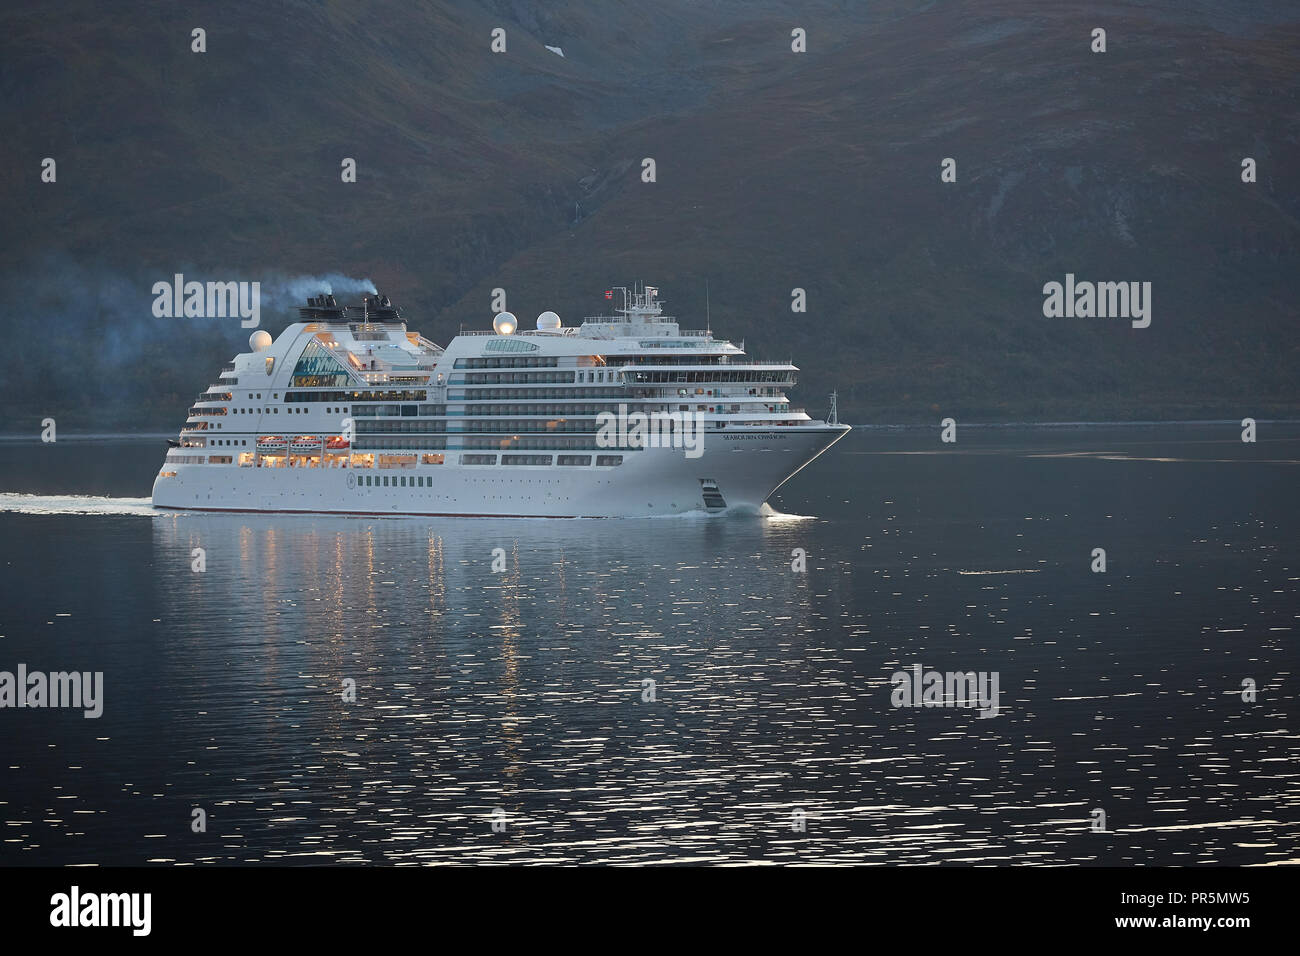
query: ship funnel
299 293 346 321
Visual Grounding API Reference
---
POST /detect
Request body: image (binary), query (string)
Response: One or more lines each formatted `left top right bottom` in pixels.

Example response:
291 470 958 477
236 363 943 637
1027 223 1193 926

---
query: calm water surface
0 425 1296 864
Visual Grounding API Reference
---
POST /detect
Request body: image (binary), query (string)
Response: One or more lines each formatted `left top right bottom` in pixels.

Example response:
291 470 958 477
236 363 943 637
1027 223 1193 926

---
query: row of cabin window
218 400 351 417
355 455 623 479
165 454 236 464
449 388 624 400
351 437 637 452
286 390 427 402
450 373 575 384
453 357 560 369
359 475 437 488
227 406 320 415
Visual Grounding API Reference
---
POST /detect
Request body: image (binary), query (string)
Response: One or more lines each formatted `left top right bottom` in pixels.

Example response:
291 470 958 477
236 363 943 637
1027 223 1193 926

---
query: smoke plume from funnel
261 273 378 312
1 254 386 431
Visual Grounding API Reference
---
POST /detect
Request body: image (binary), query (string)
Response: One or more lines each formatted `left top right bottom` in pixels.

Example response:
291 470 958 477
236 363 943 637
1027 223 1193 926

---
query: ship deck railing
614 359 793 369
456 327 585 337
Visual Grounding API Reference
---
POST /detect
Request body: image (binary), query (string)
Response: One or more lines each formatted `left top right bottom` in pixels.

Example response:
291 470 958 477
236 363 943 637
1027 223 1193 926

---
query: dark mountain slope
0 0 1295 428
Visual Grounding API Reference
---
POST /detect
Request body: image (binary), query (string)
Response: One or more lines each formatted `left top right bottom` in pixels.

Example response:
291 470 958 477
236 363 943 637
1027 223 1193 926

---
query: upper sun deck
224 285 754 392
450 326 742 353
449 286 744 356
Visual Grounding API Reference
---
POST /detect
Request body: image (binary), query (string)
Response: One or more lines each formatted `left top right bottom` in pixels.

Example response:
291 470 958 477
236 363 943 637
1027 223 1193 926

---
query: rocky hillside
1 0 1296 429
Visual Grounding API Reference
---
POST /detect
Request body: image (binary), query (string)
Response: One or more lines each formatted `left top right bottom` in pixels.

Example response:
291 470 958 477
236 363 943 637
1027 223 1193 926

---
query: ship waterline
152 284 850 518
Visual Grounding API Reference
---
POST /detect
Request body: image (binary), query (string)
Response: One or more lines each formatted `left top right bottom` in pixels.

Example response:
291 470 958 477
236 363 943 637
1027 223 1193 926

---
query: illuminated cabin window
421 454 445 465
158 471 177 478
208 455 233 464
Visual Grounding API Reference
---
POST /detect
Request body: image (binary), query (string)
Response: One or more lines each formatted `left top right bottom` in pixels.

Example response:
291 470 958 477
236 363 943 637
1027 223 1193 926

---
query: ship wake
0 494 158 516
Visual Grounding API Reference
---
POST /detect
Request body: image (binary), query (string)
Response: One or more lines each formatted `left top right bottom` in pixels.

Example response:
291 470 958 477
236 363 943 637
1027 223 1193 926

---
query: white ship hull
153 425 849 518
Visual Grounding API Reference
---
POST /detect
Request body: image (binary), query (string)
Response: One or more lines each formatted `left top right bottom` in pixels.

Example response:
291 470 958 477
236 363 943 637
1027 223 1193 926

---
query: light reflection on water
0 427 1296 864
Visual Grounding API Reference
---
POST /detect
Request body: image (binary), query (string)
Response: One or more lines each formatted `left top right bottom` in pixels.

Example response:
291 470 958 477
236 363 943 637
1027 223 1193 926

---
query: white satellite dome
249 330 273 351
492 311 517 335
536 310 561 330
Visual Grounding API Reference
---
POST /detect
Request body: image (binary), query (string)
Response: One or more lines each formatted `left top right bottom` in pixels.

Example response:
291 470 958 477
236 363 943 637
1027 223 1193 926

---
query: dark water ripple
0 426 1295 864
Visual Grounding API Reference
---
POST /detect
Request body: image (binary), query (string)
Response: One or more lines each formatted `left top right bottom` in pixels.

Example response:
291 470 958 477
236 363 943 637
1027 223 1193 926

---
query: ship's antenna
828 390 839 426
705 279 711 333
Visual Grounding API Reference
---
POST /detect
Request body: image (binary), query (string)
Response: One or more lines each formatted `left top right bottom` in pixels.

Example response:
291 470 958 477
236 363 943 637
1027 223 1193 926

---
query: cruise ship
151 285 850 517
